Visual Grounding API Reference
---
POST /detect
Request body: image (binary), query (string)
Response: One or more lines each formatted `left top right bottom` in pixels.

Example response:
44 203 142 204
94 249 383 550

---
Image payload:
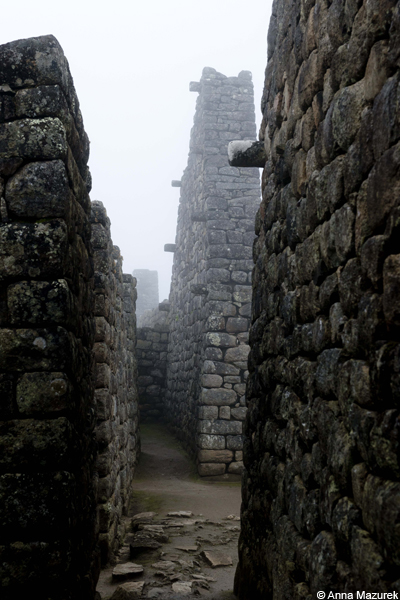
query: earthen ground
96 423 242 599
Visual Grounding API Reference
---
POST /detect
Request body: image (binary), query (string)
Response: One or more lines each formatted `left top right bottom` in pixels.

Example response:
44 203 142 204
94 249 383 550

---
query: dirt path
96 423 242 599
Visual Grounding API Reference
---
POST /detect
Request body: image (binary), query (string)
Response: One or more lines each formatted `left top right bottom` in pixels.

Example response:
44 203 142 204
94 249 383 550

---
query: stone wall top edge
200 66 253 82
0 35 88 153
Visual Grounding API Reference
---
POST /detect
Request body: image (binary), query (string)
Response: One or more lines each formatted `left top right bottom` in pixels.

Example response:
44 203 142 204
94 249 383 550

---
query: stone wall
235 0 400 597
133 268 159 321
137 305 169 423
165 67 261 477
0 36 139 598
91 202 139 565
0 35 98 599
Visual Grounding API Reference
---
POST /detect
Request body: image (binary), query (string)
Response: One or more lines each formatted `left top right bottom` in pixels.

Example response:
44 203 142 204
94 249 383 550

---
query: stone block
227 435 244 450
200 388 237 406
0 118 67 162
7 279 71 325
383 254 400 325
228 461 244 474
201 374 223 388
197 450 233 463
198 420 242 435
95 389 112 421
5 160 69 218
224 345 250 363
203 360 239 375
231 407 247 421
197 463 226 476
233 285 252 303
0 326 72 372
0 417 73 471
226 317 248 333
0 220 68 281
16 371 70 414
198 406 218 419
197 434 226 450
205 332 236 347
219 406 231 420
0 471 74 534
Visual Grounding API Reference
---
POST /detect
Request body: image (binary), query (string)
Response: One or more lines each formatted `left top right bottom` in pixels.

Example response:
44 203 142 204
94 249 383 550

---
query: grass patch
128 489 165 516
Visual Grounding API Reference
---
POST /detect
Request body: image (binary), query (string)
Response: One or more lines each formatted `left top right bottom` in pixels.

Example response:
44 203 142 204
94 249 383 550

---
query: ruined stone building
1 0 400 593
132 269 159 323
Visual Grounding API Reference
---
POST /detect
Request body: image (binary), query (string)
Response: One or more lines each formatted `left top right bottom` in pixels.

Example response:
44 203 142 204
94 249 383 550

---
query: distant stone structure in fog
132 268 159 321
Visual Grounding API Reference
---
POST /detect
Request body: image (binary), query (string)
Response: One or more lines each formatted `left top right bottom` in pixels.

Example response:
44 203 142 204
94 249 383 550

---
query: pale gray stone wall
165 67 261 477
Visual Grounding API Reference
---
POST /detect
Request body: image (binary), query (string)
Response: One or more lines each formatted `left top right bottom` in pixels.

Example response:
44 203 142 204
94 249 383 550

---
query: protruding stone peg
171 180 181 187
164 244 176 252
189 81 201 92
227 140 266 168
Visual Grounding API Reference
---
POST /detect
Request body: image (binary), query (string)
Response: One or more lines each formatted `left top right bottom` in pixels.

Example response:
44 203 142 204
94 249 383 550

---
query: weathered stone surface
201 388 237 406
235 0 400 597
162 68 260 476
198 449 233 463
112 563 144 580
0 220 68 281
0 35 139 599
202 550 233 567
6 160 69 218
110 582 145 599
16 371 70 414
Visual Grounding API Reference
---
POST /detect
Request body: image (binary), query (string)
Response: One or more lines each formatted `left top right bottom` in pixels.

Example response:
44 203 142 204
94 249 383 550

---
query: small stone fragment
147 589 164 599
151 561 176 571
167 511 194 518
225 514 240 521
201 550 233 568
175 545 199 552
131 512 157 527
110 581 145 599
112 562 144 580
192 574 216 582
172 581 193 594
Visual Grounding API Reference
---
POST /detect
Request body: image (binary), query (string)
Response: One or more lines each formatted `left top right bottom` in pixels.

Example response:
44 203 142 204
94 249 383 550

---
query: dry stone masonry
91 202 139 565
164 67 261 477
136 304 169 423
235 0 400 597
0 36 139 599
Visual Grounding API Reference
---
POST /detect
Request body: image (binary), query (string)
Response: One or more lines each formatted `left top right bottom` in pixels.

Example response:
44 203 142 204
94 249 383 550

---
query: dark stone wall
136 305 169 423
235 0 400 597
91 202 139 565
165 67 261 477
0 36 139 598
0 35 98 600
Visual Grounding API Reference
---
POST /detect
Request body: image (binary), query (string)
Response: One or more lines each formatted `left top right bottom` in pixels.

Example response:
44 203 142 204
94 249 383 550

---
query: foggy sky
1 0 273 300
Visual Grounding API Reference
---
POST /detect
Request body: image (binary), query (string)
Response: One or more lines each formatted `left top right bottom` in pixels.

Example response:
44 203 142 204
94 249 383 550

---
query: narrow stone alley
96 424 242 599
